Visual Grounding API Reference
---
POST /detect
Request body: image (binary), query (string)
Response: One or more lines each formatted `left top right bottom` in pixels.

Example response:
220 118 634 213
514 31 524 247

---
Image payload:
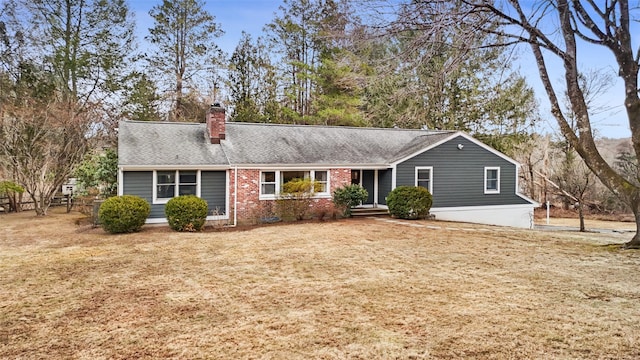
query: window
156 171 176 199
415 167 433 194
154 170 200 203
484 167 500 194
261 171 276 195
179 171 197 196
314 171 328 193
260 170 330 198
281 171 309 185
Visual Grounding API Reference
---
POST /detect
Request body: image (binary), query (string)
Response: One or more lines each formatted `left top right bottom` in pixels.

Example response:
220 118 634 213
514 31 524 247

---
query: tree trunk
32 191 50 216
577 201 585 232
624 199 640 249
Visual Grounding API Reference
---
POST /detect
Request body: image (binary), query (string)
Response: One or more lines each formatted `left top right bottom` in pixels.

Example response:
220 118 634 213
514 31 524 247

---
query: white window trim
152 170 201 204
259 169 331 200
484 166 500 194
415 166 433 194
259 171 279 199
312 170 330 196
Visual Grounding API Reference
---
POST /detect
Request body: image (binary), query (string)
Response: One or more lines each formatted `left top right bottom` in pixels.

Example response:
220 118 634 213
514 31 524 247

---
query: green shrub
98 195 150 233
276 178 315 221
0 180 24 195
0 181 25 213
332 184 368 217
386 186 433 220
165 195 208 232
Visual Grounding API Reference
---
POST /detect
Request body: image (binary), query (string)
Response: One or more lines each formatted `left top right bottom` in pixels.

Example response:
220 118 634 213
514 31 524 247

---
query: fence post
92 200 104 226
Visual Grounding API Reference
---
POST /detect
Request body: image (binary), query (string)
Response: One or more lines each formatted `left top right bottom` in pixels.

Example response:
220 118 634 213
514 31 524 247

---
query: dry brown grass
534 207 637 231
2 208 640 359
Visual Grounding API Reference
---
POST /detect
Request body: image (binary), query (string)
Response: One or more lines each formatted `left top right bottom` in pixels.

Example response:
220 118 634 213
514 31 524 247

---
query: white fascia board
120 165 231 171
455 132 520 166
230 163 390 169
390 132 458 166
516 192 540 206
390 131 521 167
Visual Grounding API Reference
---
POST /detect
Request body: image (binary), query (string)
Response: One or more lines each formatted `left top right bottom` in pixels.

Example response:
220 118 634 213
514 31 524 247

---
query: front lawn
1 210 639 359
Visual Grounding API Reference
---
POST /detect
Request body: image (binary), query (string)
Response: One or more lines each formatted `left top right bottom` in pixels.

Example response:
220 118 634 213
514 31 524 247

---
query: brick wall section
329 168 352 193
229 168 260 222
229 168 352 224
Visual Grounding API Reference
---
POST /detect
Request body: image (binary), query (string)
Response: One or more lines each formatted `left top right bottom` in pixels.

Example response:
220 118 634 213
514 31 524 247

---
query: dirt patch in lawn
1 209 640 359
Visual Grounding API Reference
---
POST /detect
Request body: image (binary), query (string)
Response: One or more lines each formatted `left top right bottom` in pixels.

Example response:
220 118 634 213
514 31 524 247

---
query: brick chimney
206 103 226 144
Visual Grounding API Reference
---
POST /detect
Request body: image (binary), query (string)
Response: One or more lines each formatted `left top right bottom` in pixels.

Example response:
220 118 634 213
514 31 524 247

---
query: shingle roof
222 122 454 165
118 120 455 167
118 121 229 167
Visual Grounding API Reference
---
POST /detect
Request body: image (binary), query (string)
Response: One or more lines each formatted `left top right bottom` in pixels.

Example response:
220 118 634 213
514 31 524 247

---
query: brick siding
229 168 352 224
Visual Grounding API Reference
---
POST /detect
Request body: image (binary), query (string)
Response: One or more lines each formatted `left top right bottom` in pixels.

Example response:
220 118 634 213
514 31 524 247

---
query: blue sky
128 0 632 139
129 0 283 56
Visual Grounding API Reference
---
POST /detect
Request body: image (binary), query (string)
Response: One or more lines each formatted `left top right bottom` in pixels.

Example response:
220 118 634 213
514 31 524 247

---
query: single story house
118 105 538 228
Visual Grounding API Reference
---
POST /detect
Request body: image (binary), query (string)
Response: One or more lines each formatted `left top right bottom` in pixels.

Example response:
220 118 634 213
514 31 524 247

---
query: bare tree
0 99 91 215
551 146 596 232
401 0 640 248
512 133 550 202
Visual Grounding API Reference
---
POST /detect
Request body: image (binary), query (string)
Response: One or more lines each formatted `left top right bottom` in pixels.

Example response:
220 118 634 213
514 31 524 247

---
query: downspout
117 167 123 196
233 165 238 227
217 132 236 228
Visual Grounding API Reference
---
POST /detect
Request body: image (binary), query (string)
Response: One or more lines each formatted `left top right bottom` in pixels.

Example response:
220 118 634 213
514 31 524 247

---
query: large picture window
260 170 330 198
154 170 200 203
415 167 433 194
484 167 500 194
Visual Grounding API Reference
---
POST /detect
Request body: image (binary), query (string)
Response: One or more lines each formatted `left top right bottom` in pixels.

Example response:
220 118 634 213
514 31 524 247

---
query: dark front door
362 170 375 205
351 170 375 206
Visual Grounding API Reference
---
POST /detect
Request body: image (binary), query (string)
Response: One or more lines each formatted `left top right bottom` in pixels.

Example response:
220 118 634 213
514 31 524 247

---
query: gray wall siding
123 170 228 219
122 171 165 218
396 136 530 207
378 169 392 205
201 171 227 215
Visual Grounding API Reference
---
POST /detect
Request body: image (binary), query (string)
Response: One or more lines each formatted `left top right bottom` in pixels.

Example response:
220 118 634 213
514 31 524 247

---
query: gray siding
201 171 227 215
378 169 392 205
123 170 228 219
396 136 530 207
122 171 165 219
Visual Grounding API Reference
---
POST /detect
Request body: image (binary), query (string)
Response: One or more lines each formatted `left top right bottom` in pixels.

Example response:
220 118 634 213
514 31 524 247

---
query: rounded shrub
386 186 433 220
98 195 151 234
165 195 208 232
332 184 368 217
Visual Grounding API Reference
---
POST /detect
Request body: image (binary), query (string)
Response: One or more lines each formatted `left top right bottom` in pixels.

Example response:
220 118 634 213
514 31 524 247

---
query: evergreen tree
359 1 537 153
123 72 161 122
227 32 278 123
146 0 223 122
6 0 135 102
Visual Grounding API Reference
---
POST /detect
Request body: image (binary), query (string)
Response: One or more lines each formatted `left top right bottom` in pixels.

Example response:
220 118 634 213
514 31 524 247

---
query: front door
351 170 375 206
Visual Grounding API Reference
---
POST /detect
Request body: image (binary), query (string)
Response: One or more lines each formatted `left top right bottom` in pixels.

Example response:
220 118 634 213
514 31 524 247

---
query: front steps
350 207 389 217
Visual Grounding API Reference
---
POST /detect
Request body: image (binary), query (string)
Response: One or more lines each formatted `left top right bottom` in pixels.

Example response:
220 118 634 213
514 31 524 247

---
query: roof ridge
122 120 204 126
226 121 455 133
